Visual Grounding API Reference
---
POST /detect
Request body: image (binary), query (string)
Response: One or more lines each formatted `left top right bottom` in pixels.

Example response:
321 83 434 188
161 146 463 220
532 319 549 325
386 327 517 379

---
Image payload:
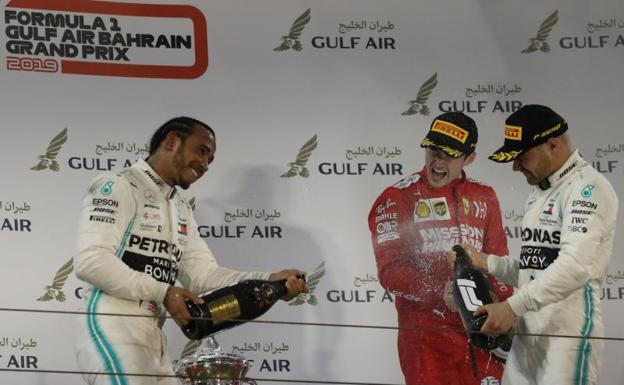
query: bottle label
207 294 241 325
456 278 484 311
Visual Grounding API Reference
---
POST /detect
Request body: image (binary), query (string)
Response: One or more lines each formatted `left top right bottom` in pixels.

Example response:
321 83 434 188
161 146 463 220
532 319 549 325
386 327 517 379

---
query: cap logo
431 119 468 143
533 123 561 140
504 125 522 141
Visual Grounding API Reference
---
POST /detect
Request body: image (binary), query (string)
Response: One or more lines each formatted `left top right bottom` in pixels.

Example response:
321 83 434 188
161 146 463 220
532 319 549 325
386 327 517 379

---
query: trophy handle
241 379 257 385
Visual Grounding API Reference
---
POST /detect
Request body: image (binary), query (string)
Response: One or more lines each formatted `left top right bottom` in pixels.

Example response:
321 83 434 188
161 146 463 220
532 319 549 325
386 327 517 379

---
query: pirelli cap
420 112 478 158
489 104 568 163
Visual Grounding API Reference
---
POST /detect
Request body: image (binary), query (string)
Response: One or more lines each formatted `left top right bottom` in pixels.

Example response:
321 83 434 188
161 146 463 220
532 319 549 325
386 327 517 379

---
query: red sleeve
368 187 442 306
481 186 513 301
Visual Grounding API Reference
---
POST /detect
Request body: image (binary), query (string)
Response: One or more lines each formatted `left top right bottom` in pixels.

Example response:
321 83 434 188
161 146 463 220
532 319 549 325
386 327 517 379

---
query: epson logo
92 198 119 207
572 200 598 209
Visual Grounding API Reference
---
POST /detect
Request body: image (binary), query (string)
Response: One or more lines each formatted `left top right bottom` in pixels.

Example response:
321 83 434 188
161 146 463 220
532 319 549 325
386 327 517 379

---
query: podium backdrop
1 0 623 384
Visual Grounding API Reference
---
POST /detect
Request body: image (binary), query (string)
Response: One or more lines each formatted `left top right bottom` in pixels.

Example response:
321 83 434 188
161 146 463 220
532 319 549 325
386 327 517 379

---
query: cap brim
420 139 464 158
488 145 523 163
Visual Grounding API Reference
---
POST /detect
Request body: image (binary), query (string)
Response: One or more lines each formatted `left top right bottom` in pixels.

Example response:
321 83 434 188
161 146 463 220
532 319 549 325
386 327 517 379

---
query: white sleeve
74 174 169 303
487 254 519 287
507 174 618 316
177 210 270 294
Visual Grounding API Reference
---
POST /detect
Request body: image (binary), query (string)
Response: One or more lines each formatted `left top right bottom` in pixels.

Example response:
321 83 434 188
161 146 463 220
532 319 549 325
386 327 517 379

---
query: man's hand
269 269 309 301
163 286 204 327
443 281 458 312
447 243 489 272
474 301 517 336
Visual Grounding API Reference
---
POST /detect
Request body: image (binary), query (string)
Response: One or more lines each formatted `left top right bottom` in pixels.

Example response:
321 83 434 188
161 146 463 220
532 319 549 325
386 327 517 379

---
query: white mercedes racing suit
74 159 270 385
487 150 618 385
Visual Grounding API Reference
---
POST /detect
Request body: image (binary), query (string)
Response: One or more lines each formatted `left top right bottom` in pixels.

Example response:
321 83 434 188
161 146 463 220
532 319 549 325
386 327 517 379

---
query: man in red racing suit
368 112 512 385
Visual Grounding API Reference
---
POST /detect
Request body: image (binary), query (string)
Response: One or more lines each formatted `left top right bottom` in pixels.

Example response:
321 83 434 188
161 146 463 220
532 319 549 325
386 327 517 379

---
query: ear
162 132 181 152
463 151 477 166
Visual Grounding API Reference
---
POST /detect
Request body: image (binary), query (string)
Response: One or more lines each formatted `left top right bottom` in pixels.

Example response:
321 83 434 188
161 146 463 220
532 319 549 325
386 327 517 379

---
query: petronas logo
289 261 325 306
402 73 438 116
281 135 318 178
273 8 311 52
37 258 73 302
31 128 68 171
521 10 558 53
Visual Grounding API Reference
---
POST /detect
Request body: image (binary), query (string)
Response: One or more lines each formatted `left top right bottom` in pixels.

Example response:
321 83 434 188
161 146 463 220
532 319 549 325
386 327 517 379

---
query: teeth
190 169 198 177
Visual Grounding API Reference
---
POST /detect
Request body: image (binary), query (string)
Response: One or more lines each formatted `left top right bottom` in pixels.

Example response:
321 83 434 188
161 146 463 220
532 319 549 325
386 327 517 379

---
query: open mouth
430 166 447 179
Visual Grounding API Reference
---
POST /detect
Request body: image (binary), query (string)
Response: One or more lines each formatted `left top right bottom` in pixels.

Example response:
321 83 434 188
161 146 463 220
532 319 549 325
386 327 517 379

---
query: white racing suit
74 159 270 385
487 151 618 385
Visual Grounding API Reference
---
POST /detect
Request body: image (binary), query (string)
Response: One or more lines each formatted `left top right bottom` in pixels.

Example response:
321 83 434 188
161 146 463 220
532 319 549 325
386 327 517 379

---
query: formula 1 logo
30 128 68 171
4 0 208 79
401 72 438 116
456 278 483 311
521 10 558 53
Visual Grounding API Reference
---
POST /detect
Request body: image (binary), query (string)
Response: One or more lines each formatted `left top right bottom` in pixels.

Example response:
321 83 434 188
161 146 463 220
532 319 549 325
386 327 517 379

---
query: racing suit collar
135 159 177 199
538 149 583 191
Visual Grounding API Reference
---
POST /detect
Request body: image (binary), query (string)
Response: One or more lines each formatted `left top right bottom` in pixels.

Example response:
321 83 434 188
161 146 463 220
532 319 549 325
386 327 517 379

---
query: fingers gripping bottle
451 244 511 351
182 279 287 340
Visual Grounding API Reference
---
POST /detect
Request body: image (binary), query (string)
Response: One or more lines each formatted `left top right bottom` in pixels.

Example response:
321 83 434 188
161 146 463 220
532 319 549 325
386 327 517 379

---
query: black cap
489 104 567 163
420 112 478 158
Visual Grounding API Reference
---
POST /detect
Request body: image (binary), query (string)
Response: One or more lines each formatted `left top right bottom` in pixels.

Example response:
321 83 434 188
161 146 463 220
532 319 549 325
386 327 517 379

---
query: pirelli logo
431 120 468 143
505 125 522 141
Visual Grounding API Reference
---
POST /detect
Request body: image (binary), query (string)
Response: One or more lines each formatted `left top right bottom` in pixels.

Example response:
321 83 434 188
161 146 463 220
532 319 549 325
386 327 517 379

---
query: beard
172 149 191 189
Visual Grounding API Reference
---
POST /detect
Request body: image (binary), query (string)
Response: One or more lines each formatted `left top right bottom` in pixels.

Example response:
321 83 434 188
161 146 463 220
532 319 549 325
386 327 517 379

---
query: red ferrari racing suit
368 168 511 385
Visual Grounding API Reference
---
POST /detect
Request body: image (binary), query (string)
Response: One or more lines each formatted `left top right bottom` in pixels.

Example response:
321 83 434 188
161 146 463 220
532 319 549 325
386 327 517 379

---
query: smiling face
424 147 475 188
169 127 216 189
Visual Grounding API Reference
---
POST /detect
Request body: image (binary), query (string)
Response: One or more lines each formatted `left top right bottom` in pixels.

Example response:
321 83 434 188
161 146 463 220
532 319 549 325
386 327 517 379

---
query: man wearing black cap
459 105 618 384
368 112 512 385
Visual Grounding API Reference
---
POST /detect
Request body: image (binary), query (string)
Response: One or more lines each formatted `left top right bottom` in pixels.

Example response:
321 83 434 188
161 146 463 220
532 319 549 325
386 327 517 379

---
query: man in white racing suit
458 105 618 385
74 117 308 385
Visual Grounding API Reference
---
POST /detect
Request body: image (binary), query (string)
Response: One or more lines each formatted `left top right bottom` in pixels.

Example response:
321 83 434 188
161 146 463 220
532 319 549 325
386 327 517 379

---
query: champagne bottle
182 279 288 340
451 244 511 351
